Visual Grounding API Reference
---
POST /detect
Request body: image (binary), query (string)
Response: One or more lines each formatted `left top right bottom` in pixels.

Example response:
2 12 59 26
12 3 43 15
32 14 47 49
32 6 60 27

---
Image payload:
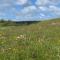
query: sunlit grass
0 19 60 60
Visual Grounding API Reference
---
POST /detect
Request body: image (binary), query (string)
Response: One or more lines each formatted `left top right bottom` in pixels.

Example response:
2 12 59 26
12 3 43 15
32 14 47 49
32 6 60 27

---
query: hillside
0 18 60 60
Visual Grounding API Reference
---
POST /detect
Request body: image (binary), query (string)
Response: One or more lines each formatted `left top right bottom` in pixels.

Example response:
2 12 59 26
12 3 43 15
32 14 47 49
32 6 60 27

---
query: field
0 19 60 60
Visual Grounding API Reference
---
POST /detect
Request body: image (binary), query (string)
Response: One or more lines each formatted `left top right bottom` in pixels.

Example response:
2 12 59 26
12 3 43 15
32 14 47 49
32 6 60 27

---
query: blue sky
0 0 60 21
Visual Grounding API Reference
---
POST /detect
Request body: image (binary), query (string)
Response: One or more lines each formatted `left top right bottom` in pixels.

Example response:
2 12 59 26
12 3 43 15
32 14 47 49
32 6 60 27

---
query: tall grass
0 19 60 60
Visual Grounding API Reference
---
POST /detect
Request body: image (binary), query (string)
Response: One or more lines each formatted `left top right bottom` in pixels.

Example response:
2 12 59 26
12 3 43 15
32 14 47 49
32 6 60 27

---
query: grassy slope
0 19 60 60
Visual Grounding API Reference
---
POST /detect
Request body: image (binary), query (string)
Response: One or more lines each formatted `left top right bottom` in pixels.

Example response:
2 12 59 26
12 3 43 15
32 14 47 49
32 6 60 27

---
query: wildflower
16 34 26 39
8 48 11 50
21 35 25 38
17 36 20 39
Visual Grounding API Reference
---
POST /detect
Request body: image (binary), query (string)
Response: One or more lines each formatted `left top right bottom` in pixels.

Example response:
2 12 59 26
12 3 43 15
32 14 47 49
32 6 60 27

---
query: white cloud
35 0 60 16
16 0 28 5
39 6 48 11
40 13 45 17
0 0 60 20
35 0 60 6
16 5 37 16
15 5 40 20
22 5 37 13
49 0 60 4
49 5 60 15
0 0 16 9
35 0 49 6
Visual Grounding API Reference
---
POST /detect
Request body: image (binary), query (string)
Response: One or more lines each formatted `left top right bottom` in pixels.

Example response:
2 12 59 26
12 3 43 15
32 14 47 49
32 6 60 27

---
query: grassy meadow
0 19 60 60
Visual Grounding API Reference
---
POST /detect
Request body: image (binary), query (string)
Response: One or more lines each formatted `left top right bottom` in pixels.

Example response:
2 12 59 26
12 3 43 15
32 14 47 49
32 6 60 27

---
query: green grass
0 19 60 60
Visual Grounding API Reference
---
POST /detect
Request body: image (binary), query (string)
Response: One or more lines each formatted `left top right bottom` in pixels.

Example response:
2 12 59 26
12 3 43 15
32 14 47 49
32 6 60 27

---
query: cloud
21 5 37 14
0 0 60 20
49 5 60 15
40 13 45 17
15 5 48 20
38 6 48 11
16 0 28 5
35 0 49 6
0 0 13 7
35 0 60 6
15 0 60 20
49 0 60 4
16 5 37 16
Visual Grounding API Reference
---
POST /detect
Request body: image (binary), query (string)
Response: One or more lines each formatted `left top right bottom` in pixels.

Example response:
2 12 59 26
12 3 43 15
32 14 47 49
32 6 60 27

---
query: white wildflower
16 34 26 39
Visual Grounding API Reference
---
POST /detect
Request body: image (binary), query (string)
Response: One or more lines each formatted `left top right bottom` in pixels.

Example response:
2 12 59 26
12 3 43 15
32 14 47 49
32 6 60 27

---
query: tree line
0 19 40 26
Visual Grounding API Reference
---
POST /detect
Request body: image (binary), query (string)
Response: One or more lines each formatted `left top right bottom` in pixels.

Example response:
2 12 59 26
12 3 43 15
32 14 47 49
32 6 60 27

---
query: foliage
0 18 60 60
0 19 40 26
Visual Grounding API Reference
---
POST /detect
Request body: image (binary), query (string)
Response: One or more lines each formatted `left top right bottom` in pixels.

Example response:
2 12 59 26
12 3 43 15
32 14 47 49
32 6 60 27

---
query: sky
0 0 60 21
